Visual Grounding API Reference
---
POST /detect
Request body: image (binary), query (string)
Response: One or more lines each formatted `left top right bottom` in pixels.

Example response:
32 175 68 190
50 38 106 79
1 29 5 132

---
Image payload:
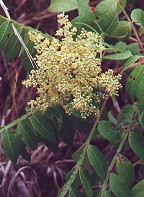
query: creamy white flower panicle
23 13 122 118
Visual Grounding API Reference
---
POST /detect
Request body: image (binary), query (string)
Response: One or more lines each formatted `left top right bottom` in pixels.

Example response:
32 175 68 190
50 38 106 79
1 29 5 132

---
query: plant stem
101 132 128 194
86 99 107 144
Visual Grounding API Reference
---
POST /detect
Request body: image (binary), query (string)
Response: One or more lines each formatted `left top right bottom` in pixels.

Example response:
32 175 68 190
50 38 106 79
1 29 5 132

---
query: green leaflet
116 157 135 186
0 20 12 49
94 0 118 33
98 120 121 142
4 26 24 60
79 168 92 197
110 173 130 197
72 0 97 33
116 0 127 14
109 21 131 40
103 50 132 60
137 97 144 128
87 145 107 180
30 113 56 142
129 132 144 161
2 129 19 163
131 9 144 27
127 43 140 55
16 134 31 162
48 0 78 12
17 120 37 150
130 180 144 197
118 104 136 126
122 55 140 72
126 64 144 101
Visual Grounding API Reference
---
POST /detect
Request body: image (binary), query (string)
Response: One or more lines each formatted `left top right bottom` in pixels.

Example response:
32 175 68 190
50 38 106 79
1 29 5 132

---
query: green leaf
98 120 120 142
135 77 144 101
126 64 144 101
4 26 24 60
118 104 136 125
87 145 107 180
17 120 37 150
131 180 144 197
0 20 12 49
138 98 144 128
108 111 118 125
122 55 140 72
116 157 135 186
103 50 132 60
94 0 118 32
139 26 144 36
48 0 78 12
127 43 140 55
137 97 144 116
109 21 131 40
2 130 19 163
30 113 56 142
131 9 144 27
110 173 130 197
117 0 127 14
69 186 82 197
48 106 62 121
129 132 144 161
112 41 127 52
72 0 97 33
16 135 31 162
79 168 92 197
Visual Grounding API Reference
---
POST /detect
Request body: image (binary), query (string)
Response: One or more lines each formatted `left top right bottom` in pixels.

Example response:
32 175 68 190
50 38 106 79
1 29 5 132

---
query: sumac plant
0 0 144 196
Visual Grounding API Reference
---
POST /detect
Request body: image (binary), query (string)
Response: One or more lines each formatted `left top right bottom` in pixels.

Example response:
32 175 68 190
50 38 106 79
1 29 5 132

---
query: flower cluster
23 13 122 118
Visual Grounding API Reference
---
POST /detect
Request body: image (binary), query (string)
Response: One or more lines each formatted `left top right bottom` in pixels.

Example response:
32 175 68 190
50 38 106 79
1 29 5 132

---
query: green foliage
17 120 37 150
79 168 92 197
116 156 135 186
0 15 50 72
110 173 130 197
98 120 121 142
87 145 107 180
126 64 144 101
2 129 19 163
109 21 131 40
103 50 132 60
128 131 144 161
130 180 144 197
48 0 78 12
0 0 144 196
131 9 144 27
